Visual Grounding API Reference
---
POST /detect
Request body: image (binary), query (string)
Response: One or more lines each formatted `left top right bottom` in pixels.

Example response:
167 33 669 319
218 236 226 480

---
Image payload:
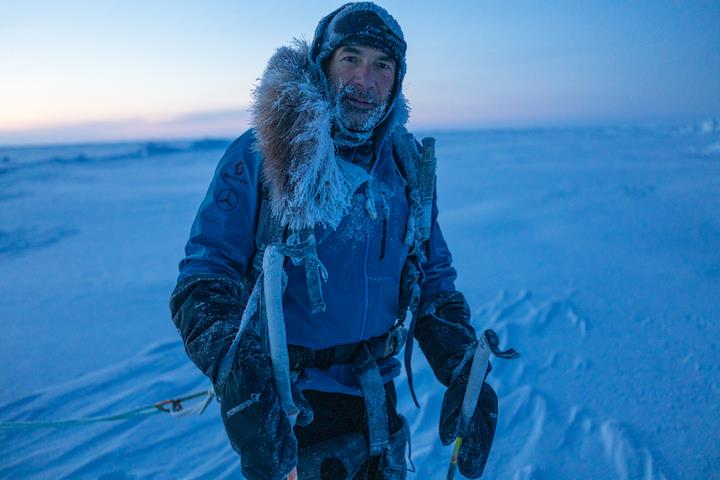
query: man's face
326 45 396 132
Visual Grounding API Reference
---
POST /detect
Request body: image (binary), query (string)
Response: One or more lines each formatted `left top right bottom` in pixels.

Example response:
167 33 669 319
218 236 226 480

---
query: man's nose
350 63 375 91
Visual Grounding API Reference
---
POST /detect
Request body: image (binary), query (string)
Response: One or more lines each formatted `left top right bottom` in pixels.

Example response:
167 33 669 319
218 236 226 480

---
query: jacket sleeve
419 190 458 301
170 130 261 383
170 275 248 383
177 130 262 284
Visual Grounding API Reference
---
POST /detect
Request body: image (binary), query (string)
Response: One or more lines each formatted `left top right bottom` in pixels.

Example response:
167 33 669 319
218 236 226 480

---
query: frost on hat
310 2 407 84
330 7 406 63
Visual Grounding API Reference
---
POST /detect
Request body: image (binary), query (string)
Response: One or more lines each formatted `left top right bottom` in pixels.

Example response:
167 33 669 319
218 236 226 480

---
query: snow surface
1 126 719 479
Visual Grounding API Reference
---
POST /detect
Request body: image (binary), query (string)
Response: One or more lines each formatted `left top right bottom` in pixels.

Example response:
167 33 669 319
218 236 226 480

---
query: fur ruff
251 39 409 230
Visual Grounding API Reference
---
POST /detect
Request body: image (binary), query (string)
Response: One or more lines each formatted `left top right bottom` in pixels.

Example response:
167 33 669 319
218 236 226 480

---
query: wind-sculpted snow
1 127 719 478
0 227 78 256
0 341 240 479
396 290 675 479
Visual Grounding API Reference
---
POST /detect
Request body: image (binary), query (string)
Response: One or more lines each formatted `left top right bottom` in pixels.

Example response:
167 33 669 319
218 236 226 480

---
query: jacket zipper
379 216 387 260
359 147 386 341
360 206 371 341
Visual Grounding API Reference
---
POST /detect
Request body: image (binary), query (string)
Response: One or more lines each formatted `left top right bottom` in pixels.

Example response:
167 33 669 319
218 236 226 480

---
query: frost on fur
250 39 409 231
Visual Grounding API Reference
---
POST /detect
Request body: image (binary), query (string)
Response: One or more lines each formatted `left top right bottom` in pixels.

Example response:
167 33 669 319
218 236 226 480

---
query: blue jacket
177 129 457 394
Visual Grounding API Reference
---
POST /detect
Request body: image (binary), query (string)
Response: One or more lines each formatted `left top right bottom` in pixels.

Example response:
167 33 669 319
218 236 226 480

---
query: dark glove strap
483 329 520 359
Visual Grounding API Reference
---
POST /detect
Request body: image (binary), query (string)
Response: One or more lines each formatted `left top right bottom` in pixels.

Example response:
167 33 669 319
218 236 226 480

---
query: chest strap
288 325 407 371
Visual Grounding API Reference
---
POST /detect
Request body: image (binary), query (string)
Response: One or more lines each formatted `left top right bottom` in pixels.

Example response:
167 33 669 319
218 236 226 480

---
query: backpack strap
251 188 327 315
391 128 438 408
251 187 285 274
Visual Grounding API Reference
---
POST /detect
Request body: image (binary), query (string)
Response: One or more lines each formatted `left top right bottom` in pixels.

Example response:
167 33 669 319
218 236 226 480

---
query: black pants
294 382 403 480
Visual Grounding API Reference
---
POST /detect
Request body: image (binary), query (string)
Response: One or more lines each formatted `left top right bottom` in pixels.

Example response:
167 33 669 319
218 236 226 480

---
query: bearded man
171 3 505 479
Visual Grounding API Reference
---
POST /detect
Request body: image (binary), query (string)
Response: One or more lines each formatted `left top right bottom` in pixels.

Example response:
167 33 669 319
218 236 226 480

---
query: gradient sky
1 0 719 145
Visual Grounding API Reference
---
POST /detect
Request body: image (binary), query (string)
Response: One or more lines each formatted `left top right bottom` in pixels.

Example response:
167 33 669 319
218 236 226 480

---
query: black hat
310 2 407 87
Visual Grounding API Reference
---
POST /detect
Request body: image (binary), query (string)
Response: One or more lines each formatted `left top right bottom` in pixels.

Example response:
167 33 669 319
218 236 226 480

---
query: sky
1 0 719 145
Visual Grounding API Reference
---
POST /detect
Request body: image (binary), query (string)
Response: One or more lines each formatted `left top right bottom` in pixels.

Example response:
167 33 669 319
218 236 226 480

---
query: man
171 3 501 479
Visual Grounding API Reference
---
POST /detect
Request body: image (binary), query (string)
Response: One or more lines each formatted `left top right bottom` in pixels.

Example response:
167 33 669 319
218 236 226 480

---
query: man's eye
342 56 358 63
377 62 394 72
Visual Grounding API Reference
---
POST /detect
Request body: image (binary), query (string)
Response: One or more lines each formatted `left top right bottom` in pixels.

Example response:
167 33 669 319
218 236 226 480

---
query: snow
1 125 719 478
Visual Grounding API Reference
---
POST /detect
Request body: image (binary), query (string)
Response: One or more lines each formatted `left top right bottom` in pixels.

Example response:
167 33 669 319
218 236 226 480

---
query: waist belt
288 325 407 371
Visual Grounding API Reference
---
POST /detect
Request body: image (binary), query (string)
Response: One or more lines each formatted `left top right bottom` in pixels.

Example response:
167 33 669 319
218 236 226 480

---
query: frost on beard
330 81 391 135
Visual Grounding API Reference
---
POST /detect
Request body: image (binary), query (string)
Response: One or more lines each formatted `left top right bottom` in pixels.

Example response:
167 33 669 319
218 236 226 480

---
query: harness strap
353 344 390 457
403 295 421 409
251 189 285 274
288 326 407 371
293 230 328 314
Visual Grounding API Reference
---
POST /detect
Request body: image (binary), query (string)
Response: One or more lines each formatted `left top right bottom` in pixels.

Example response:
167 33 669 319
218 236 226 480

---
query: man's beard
330 82 390 133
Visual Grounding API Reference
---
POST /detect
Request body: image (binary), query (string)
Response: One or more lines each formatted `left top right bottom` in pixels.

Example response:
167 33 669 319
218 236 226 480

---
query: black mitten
170 275 298 479
439 363 498 478
414 291 499 478
457 382 498 478
414 290 477 387
218 323 298 480
170 275 248 383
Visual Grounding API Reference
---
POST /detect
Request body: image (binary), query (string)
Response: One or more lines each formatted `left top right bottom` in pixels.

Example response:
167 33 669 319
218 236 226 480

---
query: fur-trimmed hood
251 39 409 231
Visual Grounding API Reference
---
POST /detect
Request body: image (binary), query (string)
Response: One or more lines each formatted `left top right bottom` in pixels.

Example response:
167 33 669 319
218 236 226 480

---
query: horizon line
3 120 717 150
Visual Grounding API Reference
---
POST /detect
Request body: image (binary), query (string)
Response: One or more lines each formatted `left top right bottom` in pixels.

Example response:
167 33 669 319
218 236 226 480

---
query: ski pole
446 435 463 480
446 331 492 480
445 329 520 479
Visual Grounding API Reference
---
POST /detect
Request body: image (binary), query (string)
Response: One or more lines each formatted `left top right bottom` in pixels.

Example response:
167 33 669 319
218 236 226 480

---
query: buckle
383 326 408 358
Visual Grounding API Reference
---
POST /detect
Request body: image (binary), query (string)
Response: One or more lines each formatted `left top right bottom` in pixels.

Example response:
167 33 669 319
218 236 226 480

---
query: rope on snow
0 387 215 430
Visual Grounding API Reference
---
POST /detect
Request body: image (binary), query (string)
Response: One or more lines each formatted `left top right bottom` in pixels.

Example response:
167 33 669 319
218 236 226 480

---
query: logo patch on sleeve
215 189 239 211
